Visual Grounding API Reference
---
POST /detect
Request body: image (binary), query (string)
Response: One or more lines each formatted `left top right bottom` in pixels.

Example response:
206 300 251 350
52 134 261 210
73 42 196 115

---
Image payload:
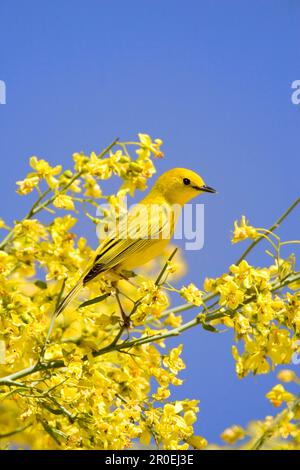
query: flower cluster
0 135 299 451
0 135 207 450
204 255 299 377
216 370 300 450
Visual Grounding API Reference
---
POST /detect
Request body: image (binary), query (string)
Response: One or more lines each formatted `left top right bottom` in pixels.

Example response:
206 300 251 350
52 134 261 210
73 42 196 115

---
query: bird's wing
83 203 172 283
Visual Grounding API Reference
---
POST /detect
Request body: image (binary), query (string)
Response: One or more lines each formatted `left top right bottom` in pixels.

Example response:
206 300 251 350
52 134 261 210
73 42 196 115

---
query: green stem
155 248 178 286
158 198 300 320
235 197 300 265
250 393 300 450
160 291 217 318
0 360 65 385
0 189 51 250
28 138 119 220
1 272 299 387
93 271 300 354
0 422 32 438
0 138 119 251
0 379 28 387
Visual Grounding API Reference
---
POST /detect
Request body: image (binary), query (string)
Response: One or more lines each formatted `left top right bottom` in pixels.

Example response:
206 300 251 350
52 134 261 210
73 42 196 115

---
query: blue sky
1 0 300 444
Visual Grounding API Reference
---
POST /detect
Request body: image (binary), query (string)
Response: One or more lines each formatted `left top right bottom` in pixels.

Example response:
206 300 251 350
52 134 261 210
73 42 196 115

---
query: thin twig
250 393 300 450
235 197 300 266
0 138 119 251
1 271 300 386
0 422 33 439
155 248 178 286
0 210 299 387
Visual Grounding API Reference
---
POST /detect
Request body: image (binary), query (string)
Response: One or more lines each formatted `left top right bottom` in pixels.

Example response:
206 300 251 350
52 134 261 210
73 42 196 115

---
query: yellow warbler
54 168 216 316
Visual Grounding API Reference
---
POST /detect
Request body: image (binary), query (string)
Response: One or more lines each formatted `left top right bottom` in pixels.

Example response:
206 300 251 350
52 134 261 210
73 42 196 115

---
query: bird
53 168 216 320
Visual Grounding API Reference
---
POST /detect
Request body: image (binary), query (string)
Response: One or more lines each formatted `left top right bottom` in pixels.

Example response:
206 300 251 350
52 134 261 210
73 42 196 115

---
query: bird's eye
183 178 190 186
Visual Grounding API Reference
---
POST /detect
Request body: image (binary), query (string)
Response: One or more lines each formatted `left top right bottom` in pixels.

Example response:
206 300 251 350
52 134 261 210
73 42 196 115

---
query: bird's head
152 168 216 205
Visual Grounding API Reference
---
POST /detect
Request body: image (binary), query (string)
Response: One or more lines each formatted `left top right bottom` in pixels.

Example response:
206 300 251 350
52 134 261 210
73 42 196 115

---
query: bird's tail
53 253 98 318
43 279 85 352
54 279 84 318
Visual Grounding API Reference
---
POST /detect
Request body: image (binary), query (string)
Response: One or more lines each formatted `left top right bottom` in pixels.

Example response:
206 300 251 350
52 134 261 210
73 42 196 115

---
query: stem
93 315 203 355
158 198 300 319
250 393 300 450
31 172 84 218
0 189 51 250
0 379 28 387
26 188 52 219
27 139 119 220
0 422 32 438
93 271 300 354
235 197 300 265
280 240 300 246
0 138 119 251
161 291 217 318
1 272 299 387
155 248 178 286
0 360 65 385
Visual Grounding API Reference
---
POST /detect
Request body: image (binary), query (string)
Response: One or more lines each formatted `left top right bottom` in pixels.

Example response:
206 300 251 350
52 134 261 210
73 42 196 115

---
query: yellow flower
0 218 7 229
203 277 217 292
218 279 244 309
180 283 203 306
153 386 171 401
232 216 259 243
270 256 295 280
13 219 47 239
0 251 13 275
121 155 156 195
16 175 39 195
83 175 102 198
186 435 207 449
277 369 296 383
72 151 89 172
53 194 75 211
30 156 62 189
163 345 185 374
59 171 82 193
277 412 298 439
234 313 252 335
0 340 6 364
131 304 148 325
131 281 169 324
164 312 182 328
221 425 245 444
184 410 197 425
139 429 152 446
137 133 164 159
87 152 114 178
266 384 294 407
230 260 253 289
151 401 197 449
3 135 300 450
266 328 294 365
60 386 78 402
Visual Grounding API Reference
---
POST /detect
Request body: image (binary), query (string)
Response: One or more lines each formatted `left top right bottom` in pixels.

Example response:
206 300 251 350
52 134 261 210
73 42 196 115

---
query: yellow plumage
54 168 216 317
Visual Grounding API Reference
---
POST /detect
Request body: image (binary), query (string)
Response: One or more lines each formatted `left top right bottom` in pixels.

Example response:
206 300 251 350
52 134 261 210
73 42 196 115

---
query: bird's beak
192 185 217 193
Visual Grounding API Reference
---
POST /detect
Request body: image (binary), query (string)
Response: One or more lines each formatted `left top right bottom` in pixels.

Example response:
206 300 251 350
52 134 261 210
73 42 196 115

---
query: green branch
0 138 119 251
0 195 299 413
0 422 32 439
1 271 299 387
0 360 65 386
155 248 178 285
160 196 300 319
235 197 300 265
250 393 300 450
